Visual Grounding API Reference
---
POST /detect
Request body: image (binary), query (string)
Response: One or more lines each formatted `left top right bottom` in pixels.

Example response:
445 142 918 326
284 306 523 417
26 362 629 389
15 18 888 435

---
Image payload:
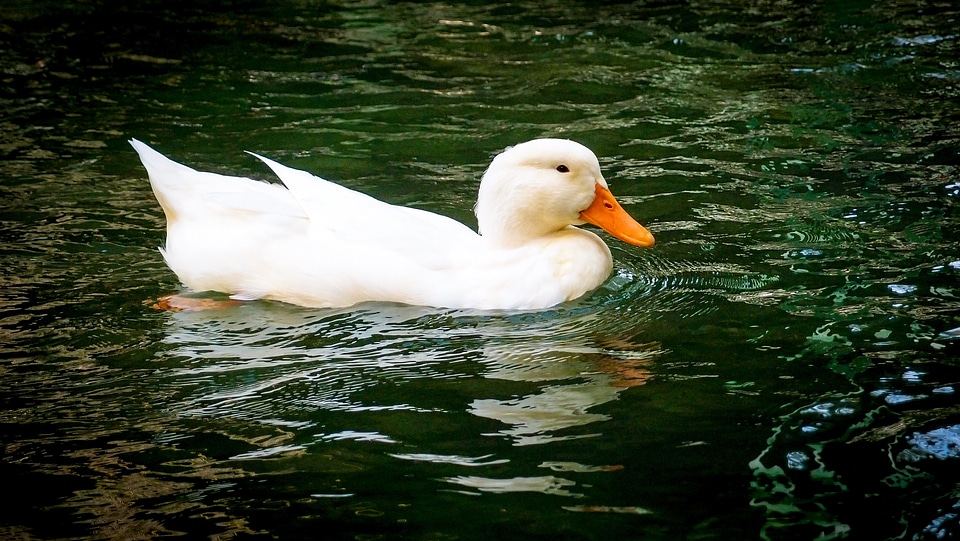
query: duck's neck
475 167 578 247
478 217 569 247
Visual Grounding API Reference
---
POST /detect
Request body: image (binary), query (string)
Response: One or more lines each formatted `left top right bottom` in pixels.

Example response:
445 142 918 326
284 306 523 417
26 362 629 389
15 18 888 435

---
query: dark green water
2 1 959 539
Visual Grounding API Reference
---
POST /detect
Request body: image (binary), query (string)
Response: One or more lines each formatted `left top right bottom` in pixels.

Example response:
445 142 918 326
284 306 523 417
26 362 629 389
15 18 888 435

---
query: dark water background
2 1 959 539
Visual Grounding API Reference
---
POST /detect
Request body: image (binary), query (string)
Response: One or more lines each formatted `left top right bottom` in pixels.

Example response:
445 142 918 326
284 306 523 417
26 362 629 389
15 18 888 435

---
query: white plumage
131 138 654 310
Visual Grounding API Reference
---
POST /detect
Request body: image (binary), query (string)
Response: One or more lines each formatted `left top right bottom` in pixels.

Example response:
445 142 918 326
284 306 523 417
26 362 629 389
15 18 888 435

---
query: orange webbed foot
150 294 244 312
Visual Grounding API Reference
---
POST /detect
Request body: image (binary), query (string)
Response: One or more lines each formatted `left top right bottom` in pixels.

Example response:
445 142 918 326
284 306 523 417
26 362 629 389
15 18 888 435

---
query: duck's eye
556 164 570 173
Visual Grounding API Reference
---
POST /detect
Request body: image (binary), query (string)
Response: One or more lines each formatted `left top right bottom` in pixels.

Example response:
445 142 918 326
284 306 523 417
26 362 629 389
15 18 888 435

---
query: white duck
131 138 654 310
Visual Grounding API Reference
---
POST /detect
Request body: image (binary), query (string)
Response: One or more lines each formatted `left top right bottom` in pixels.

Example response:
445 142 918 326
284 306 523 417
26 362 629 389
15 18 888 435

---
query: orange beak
579 184 655 247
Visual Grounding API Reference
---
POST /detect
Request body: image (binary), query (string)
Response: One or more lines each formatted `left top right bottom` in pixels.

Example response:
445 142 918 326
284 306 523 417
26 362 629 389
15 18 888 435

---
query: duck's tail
130 139 204 223
130 139 308 226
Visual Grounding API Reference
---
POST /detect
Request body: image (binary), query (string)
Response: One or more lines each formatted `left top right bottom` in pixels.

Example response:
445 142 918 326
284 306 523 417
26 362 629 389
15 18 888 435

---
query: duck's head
475 138 655 248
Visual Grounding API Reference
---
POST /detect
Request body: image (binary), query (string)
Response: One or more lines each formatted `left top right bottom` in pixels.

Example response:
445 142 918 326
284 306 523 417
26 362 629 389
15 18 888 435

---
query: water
2 1 959 539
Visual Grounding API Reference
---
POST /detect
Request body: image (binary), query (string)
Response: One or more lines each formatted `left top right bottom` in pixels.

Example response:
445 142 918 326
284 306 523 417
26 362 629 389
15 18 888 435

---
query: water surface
2 1 959 539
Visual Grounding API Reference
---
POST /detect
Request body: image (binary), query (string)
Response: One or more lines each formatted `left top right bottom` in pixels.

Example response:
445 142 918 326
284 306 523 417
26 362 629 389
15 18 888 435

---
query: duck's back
131 140 486 308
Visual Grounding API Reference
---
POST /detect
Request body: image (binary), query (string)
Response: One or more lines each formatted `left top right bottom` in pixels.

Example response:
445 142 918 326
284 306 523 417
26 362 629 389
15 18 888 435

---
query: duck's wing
248 152 479 250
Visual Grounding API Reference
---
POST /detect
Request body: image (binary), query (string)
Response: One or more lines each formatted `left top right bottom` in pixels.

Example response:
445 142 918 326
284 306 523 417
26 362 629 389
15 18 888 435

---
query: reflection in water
445 475 580 497
389 453 510 467
471 340 660 446
157 301 662 447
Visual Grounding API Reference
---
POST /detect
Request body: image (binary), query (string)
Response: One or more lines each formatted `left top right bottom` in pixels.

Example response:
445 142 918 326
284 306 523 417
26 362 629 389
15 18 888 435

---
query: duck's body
131 138 654 310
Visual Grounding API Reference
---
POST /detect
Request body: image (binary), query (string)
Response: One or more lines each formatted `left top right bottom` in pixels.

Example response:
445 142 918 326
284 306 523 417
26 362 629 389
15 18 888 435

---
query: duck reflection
471 337 662 446
154 301 663 450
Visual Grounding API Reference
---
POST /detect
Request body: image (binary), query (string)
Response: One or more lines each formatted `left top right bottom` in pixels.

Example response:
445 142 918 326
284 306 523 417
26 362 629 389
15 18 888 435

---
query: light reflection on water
1 0 959 539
